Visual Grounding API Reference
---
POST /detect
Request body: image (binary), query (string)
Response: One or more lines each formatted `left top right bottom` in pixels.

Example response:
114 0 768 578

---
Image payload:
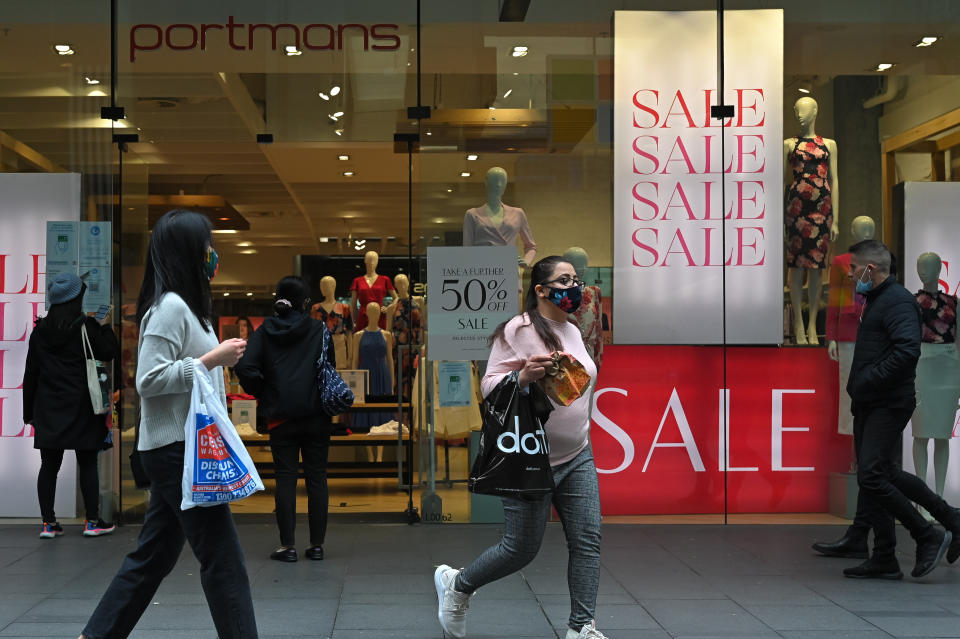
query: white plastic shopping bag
181 362 264 510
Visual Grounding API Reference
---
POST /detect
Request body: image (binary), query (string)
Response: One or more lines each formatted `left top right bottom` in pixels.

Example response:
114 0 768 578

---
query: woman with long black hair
434 255 607 639
23 272 118 538
235 276 333 563
80 210 257 639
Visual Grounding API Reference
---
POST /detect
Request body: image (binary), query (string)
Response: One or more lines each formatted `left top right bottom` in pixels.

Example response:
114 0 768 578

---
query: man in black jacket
843 240 960 580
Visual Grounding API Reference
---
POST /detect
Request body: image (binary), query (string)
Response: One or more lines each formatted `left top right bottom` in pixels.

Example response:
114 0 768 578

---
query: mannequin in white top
463 167 538 268
783 97 839 345
912 252 960 505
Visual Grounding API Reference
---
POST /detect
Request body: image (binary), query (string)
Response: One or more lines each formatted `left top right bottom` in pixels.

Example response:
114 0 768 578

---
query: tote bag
81 324 111 415
181 362 264 509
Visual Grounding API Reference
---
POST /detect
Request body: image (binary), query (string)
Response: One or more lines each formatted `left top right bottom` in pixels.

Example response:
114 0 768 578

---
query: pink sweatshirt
482 313 597 466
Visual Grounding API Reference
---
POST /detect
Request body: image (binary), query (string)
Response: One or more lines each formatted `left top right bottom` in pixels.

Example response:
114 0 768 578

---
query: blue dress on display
352 330 393 431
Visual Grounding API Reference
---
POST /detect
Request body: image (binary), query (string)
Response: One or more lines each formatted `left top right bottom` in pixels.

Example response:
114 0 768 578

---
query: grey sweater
136 292 225 451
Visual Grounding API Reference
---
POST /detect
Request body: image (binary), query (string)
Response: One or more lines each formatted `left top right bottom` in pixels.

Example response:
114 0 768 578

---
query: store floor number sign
426 247 519 361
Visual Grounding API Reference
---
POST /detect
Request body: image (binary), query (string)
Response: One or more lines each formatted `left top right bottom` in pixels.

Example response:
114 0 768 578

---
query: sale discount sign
426 246 519 361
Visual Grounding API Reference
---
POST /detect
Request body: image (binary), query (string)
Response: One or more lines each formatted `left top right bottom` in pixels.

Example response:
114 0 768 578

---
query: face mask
855 265 873 294
205 247 219 281
545 284 582 314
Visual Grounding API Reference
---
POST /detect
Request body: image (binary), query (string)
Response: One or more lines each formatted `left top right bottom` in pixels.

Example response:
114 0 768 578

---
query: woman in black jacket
235 276 332 562
23 272 119 538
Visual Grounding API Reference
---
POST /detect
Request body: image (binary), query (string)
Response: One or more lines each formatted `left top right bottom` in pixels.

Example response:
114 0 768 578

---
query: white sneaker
434 564 471 638
565 620 609 639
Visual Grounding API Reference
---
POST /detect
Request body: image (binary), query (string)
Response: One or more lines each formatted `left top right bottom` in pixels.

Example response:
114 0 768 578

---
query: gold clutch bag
537 352 591 406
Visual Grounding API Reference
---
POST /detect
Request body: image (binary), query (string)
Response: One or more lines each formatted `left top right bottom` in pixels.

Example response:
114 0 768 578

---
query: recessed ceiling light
330 85 341 96
54 44 75 55
318 92 330 100
218 217 229 221
489 106 496 110
916 36 939 47
466 154 478 161
246 292 254 296
512 72 519 76
318 237 330 243
460 172 471 177
212 229 238 234
343 171 354 177
333 111 344 117
285 45 302 56
334 129 343 136
328 114 339 122
503 89 512 98
426 131 432 136
798 87 810 94
875 63 895 72
446 188 453 193
237 242 253 247
240 250 258 255
338 154 349 161
511 45 528 57
223 292 230 297
84 76 100 85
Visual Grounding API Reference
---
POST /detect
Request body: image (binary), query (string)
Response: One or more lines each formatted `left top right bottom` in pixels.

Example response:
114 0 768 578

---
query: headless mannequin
318 276 337 315
352 302 395 390
350 251 391 328
385 274 426 333
784 97 839 345
315 275 352 367
912 252 960 501
562 246 604 370
827 216 876 361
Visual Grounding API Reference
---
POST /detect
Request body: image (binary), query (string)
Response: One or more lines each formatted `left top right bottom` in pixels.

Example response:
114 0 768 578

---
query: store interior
1 1 959 522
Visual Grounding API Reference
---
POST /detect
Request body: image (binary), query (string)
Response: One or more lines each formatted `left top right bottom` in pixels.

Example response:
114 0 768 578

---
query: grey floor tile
541 602 661 630
643 599 780 637
334 603 440 630
779 632 899 639
860 614 960 637
0 622 85 637
707 575 831 605
744 604 876 631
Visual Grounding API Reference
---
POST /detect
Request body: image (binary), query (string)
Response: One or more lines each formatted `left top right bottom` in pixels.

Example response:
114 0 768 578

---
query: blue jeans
82 442 258 639
457 446 602 632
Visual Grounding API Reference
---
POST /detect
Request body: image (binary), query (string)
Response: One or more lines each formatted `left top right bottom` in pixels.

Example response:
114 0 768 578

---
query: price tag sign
427 246 519 361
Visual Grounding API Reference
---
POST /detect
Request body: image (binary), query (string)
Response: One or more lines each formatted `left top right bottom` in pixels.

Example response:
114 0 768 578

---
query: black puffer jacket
846 275 922 411
23 316 119 450
234 311 333 422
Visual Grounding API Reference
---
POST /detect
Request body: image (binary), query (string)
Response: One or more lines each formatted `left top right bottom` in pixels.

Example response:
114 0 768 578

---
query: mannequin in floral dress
562 247 603 370
783 97 839 345
385 274 424 401
350 251 395 331
311 275 353 368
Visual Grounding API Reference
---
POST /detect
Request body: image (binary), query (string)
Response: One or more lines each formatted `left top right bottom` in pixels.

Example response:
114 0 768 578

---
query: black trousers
269 417 331 547
854 405 953 559
82 441 258 639
38 448 99 522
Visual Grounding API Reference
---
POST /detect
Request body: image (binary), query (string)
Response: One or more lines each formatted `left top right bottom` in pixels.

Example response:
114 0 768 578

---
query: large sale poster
613 10 784 344
592 345 850 515
1 173 81 517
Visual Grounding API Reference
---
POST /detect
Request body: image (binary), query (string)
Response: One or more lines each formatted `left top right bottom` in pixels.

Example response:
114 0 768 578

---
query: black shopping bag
468 372 555 500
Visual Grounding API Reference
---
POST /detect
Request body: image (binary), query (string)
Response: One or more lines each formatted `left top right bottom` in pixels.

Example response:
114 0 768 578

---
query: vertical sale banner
613 10 783 344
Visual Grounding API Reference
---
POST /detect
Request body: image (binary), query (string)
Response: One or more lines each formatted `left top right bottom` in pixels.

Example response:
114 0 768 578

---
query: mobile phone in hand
95 304 111 321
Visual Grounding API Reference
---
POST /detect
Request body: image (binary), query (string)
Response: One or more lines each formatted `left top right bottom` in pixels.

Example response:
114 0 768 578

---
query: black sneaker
843 557 903 580
912 528 952 578
83 519 116 537
270 546 297 562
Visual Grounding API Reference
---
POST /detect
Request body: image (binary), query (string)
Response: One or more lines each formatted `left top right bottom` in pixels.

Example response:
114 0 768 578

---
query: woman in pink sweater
434 256 606 639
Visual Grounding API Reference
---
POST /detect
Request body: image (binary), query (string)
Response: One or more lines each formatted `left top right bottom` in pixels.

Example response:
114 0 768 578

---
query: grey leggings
457 446 602 631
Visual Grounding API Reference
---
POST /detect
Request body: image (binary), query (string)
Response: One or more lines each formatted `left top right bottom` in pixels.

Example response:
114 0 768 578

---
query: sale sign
613 10 783 344
426 246 519 361
591 345 850 515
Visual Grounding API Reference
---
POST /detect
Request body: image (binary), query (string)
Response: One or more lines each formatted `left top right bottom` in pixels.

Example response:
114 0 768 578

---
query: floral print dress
916 290 957 344
785 136 833 269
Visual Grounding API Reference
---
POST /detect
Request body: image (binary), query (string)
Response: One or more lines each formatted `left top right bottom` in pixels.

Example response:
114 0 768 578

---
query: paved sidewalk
0 519 958 638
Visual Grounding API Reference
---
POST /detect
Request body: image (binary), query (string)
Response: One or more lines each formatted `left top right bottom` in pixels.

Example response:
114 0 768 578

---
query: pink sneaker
83 519 116 537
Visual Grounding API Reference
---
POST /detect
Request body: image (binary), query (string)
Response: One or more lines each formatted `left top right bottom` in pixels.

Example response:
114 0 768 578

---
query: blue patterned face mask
855 265 873 295
545 284 583 313
205 247 220 281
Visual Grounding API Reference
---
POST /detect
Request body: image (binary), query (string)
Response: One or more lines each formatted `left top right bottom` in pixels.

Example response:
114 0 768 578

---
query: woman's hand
517 354 554 387
200 338 246 369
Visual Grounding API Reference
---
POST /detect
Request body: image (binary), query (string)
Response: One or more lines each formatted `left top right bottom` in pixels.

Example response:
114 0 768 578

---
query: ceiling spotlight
240 249 258 255
318 237 330 243
446 188 453 193
237 241 253 247
54 44 72 52
511 45 528 57
318 92 330 100
343 171 354 177
246 292 254 296
338 155 350 161
84 76 100 85
330 85 341 96
425 131 432 136
460 171 471 177
328 114 339 122
503 89 513 98
466 154 478 161
798 87 810 94
285 45 302 56
489 106 496 111
212 229 238 234
916 36 939 47
334 129 343 136
333 111 344 117
875 63 895 72
223 292 230 297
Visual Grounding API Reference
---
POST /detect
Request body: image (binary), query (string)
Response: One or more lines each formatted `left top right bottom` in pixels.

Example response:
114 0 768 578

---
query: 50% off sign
427 247 519 361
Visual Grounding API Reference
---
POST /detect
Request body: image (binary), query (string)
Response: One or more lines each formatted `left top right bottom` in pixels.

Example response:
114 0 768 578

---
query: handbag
316 325 354 416
536 352 592 406
468 371 555 500
81 323 111 415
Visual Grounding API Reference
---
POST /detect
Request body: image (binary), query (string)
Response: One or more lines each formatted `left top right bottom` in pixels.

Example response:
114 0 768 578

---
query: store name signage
613 10 783 344
591 345 849 515
130 17 401 62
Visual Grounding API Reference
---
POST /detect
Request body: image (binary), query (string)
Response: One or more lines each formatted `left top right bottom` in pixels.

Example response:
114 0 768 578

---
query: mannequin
826 216 875 436
351 302 395 431
386 273 425 401
562 247 603 370
462 167 537 268
311 275 354 368
783 97 839 345
912 252 960 502
350 250 395 331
